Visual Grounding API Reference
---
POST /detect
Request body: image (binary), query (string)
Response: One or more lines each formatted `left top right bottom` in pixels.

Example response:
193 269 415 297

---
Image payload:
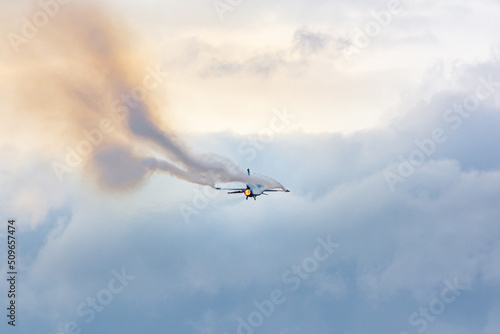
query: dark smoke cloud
0 1 286 191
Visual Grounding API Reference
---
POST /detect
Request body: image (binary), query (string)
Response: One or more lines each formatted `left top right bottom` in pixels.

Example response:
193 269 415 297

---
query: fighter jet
216 169 290 200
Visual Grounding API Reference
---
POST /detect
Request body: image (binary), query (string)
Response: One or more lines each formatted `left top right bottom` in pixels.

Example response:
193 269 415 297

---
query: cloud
2 1 500 334
18 108 500 333
292 27 350 56
197 27 350 77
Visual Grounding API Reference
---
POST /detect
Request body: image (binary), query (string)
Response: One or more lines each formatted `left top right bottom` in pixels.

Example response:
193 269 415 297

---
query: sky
1 0 500 333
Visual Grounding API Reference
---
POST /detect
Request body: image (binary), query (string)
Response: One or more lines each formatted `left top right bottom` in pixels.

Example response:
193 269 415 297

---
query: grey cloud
21 100 500 333
198 27 349 77
292 27 350 56
292 27 331 55
5 4 500 333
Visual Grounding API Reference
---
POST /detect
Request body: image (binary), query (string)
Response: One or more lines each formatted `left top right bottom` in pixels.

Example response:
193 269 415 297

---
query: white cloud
2 0 500 333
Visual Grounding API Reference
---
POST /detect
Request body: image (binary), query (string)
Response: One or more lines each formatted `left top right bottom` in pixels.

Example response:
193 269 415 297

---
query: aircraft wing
215 187 247 194
263 189 290 193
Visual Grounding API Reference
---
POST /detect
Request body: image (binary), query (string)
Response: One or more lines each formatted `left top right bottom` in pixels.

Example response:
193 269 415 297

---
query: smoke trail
0 1 286 191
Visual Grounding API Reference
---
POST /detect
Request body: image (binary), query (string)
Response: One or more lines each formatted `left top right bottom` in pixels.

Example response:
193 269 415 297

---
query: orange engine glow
244 189 251 196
